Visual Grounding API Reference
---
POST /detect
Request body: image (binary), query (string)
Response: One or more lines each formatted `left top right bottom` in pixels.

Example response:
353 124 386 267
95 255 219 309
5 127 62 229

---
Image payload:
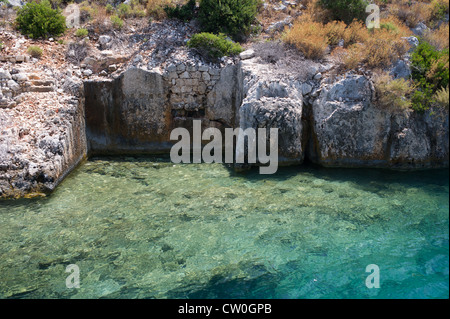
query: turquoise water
0 157 448 299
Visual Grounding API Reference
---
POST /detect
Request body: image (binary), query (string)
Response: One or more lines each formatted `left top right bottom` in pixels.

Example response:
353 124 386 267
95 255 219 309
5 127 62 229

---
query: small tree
16 0 66 39
198 0 258 40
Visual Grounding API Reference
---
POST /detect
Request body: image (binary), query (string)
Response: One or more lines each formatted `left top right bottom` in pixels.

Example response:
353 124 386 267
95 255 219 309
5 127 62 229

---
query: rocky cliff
1 47 448 199
83 53 449 170
84 61 243 155
0 76 86 198
309 74 449 169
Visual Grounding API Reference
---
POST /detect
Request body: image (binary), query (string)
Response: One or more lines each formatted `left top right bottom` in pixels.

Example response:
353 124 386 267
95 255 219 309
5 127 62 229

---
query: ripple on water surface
0 157 448 299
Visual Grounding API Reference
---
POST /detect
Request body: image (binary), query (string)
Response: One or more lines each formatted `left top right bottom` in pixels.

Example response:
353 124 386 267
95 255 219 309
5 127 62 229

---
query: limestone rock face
84 63 244 154
310 74 449 168
84 67 172 154
0 93 87 199
239 59 305 165
206 64 243 128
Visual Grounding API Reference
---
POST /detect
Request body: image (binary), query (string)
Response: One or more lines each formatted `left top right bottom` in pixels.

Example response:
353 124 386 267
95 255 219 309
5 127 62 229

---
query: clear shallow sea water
0 157 448 299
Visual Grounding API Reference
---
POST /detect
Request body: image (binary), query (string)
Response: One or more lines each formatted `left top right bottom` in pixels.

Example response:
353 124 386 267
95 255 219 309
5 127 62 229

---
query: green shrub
187 32 243 59
411 41 449 111
164 0 196 21
105 4 114 14
198 0 258 40
75 28 88 38
27 45 43 58
111 15 124 29
15 0 66 39
319 0 369 24
380 22 398 33
117 3 131 18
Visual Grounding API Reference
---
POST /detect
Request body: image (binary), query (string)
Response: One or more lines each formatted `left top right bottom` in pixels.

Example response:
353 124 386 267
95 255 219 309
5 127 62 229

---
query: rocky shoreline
1 13 449 199
2 53 448 199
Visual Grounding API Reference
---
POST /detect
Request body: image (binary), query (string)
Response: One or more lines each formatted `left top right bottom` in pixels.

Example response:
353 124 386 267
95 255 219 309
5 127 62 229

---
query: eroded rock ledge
1 54 449 199
0 81 86 199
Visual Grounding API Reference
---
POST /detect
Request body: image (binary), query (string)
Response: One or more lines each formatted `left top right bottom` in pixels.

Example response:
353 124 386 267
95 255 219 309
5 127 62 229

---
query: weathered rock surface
0 90 86 199
84 62 243 155
309 74 449 169
1 24 448 199
239 58 306 165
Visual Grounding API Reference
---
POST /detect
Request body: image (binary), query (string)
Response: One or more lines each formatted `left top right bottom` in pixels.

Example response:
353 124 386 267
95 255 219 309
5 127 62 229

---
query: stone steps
27 86 55 93
25 79 55 93
0 55 30 63
31 80 55 86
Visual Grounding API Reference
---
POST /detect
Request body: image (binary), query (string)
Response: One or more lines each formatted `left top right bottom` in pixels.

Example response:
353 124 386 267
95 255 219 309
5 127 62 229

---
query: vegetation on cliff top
5 0 450 111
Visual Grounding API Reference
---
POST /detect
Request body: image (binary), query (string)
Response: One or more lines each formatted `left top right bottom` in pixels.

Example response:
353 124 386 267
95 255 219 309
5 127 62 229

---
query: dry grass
325 20 348 46
364 27 410 68
389 0 432 28
426 53 450 86
284 12 411 66
342 20 370 46
79 2 110 33
423 23 450 50
146 0 186 20
388 0 449 28
373 71 415 112
302 0 330 22
433 85 450 108
283 14 329 59
331 44 366 69
429 0 450 25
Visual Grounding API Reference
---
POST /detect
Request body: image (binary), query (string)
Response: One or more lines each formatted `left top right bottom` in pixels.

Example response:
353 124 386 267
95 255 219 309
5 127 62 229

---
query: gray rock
0 68 12 80
239 60 305 166
7 80 20 93
390 59 411 79
302 83 313 95
412 22 428 36
314 73 322 81
6 0 24 7
83 69 93 76
133 55 143 64
39 136 62 155
240 49 255 60
13 73 28 82
98 35 112 49
267 17 293 33
402 36 419 53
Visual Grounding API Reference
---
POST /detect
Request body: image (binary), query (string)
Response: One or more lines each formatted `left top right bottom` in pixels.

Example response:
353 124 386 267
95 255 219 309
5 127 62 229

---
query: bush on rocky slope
198 0 259 40
187 32 243 59
15 0 66 39
411 40 449 111
319 0 369 24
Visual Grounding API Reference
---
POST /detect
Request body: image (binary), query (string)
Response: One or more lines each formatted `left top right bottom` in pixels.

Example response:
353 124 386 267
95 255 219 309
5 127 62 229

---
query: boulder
390 59 411 79
240 49 255 60
98 35 112 50
412 22 428 36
